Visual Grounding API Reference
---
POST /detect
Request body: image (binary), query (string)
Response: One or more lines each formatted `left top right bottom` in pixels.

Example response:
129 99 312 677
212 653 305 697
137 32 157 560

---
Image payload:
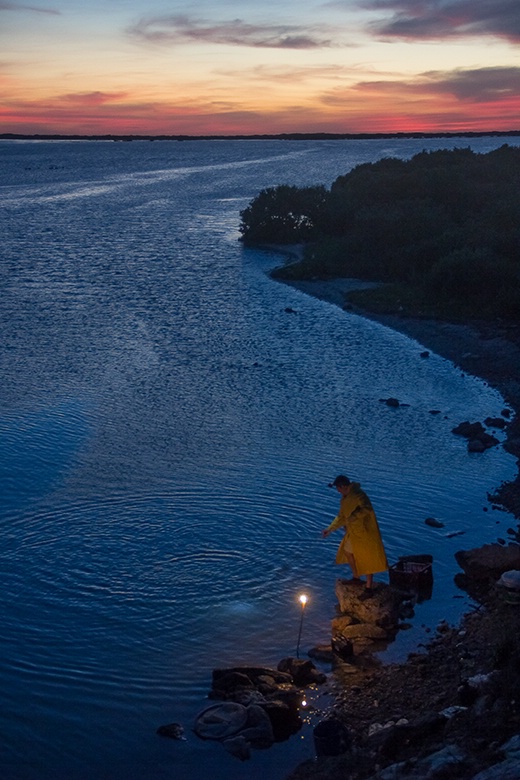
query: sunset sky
1 0 519 135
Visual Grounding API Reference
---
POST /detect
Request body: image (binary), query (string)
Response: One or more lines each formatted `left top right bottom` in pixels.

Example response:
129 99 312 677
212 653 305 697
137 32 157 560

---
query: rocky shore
278 273 520 780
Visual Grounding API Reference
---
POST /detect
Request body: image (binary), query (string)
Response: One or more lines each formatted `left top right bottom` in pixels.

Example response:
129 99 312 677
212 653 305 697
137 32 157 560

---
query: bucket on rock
313 717 351 757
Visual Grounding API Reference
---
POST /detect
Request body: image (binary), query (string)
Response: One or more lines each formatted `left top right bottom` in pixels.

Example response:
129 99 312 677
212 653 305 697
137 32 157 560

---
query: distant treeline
240 145 520 320
2 131 520 142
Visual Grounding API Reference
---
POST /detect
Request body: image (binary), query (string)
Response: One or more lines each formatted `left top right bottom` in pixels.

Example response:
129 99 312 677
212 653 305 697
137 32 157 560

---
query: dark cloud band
364 0 520 43
129 14 333 49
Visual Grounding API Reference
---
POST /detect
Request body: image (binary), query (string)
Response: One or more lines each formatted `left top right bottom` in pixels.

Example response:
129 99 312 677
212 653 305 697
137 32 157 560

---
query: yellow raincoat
326 482 388 576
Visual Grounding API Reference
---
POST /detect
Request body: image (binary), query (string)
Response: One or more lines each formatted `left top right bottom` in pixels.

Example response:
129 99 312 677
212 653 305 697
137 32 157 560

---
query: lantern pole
296 594 308 658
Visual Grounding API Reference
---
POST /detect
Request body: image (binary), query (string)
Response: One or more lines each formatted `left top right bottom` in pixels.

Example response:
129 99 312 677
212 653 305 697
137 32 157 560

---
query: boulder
453 420 487 438
335 580 403 629
194 702 249 740
239 704 274 749
455 543 520 581
308 645 335 663
485 416 507 429
262 699 302 741
277 657 327 686
452 420 499 450
332 622 388 640
367 744 471 779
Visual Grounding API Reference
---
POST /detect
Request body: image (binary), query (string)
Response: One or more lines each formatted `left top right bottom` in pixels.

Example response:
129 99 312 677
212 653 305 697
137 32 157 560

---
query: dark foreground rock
455 543 520 581
195 660 327 759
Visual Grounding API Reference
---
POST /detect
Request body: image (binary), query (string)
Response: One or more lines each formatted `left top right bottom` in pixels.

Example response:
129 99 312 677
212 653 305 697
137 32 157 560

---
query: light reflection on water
1 137 518 780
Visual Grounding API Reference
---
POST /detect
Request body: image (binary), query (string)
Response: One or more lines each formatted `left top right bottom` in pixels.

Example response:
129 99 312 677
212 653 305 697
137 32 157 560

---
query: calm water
1 137 519 780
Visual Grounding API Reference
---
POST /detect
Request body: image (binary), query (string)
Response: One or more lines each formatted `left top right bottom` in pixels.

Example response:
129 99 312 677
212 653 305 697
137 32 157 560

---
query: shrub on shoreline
240 145 520 321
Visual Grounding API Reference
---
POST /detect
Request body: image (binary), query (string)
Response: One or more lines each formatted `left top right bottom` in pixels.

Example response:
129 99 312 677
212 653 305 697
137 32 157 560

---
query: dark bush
239 184 328 245
240 144 520 320
426 248 520 314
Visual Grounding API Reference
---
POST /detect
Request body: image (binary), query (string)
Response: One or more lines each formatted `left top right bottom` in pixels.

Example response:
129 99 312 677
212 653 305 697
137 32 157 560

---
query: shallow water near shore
1 137 519 780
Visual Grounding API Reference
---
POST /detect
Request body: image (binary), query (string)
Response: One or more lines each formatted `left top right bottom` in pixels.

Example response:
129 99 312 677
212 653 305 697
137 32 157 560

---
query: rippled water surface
1 137 519 780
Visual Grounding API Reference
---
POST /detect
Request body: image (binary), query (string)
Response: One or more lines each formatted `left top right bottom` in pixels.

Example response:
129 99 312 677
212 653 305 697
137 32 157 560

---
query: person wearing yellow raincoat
322 475 388 599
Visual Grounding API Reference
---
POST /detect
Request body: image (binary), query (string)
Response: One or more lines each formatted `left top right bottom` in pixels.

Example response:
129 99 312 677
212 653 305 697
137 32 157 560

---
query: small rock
425 517 445 528
277 657 326 686
420 351 430 358
485 416 507 429
308 645 335 663
156 722 185 740
453 421 486 438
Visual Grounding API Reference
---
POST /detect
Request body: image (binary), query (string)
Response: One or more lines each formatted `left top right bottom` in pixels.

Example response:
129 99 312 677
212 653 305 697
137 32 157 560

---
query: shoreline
274 271 520 779
280 273 520 520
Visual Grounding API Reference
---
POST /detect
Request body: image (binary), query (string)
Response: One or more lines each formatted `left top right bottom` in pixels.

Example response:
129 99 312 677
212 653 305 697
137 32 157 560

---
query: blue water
1 137 519 780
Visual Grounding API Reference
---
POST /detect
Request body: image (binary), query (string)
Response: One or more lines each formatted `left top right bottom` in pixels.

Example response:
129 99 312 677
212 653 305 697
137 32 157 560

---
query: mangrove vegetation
239 145 520 321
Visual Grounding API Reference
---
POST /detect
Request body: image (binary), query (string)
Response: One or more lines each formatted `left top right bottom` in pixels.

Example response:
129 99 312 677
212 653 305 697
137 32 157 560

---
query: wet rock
367 744 471 779
471 432 500 450
194 702 249 740
365 711 448 761
381 397 400 407
332 622 388 640
313 717 351 757
308 645 335 663
452 420 499 450
425 517 445 528
239 704 274 749
277 657 327 686
420 350 430 358
335 580 403 629
156 722 185 739
455 543 520 581
485 416 507 429
453 420 486 438
211 666 293 700
262 699 302 741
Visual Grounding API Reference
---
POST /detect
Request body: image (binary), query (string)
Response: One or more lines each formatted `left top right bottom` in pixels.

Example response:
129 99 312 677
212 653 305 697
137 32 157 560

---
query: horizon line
2 129 520 142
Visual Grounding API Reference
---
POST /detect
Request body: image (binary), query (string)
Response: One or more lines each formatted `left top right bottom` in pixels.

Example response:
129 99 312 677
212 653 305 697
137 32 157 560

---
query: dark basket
389 555 433 588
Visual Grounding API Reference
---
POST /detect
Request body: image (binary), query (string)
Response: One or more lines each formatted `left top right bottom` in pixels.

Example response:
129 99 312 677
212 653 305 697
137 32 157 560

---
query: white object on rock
498 570 520 590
